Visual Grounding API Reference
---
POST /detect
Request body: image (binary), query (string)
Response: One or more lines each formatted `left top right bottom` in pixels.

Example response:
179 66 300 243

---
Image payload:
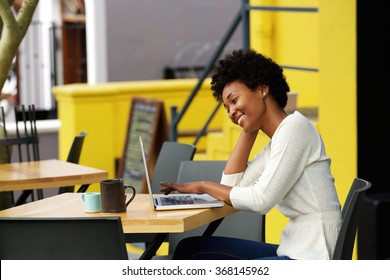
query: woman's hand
159 181 203 195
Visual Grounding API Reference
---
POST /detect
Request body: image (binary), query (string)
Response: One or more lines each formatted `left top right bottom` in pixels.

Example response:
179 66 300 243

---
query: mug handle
124 185 136 207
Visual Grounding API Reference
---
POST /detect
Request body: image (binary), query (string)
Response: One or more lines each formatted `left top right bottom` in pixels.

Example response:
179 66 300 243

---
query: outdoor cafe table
0 159 108 192
0 193 237 259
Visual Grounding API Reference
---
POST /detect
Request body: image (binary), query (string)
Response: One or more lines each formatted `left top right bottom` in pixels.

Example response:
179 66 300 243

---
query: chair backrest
167 160 265 256
150 141 196 193
176 160 227 183
58 132 88 194
0 105 40 164
67 131 88 163
0 105 41 206
332 177 372 260
0 217 128 260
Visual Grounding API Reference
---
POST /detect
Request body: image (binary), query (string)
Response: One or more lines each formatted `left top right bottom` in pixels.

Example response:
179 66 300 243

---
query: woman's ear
258 85 269 94
258 85 269 96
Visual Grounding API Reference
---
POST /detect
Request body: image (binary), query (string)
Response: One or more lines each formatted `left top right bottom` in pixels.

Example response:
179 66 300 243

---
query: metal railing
169 0 318 145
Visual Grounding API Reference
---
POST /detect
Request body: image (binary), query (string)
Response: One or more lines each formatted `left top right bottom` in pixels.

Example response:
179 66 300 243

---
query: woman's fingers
159 182 177 194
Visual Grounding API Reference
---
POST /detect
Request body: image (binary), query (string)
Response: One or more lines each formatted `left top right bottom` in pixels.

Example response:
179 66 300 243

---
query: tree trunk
0 0 39 209
0 124 13 210
0 0 39 91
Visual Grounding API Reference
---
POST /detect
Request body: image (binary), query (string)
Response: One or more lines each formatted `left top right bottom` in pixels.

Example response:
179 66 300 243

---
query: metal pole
170 8 243 141
242 0 250 49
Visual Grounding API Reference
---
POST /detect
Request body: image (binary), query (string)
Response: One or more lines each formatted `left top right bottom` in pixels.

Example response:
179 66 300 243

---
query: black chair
58 132 88 194
150 141 196 193
332 177 372 260
0 216 128 260
0 105 41 206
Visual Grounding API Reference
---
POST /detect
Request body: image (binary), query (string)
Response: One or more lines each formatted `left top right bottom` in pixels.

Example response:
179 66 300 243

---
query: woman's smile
237 114 244 126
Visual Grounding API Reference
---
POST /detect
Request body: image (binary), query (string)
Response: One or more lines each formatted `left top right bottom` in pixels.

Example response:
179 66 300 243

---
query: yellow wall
318 0 357 207
251 0 320 108
319 0 357 258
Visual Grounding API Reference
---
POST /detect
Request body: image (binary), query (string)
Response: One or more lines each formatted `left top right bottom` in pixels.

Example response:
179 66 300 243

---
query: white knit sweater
222 111 342 260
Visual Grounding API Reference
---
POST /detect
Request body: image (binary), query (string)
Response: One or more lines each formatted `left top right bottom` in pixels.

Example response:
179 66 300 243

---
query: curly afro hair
211 49 290 109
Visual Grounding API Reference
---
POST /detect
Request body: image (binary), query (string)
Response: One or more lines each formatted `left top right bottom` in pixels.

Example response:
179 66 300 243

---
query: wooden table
0 159 108 192
0 193 237 259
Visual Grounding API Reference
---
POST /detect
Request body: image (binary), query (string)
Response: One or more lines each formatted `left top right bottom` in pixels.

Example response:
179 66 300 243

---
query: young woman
160 49 342 260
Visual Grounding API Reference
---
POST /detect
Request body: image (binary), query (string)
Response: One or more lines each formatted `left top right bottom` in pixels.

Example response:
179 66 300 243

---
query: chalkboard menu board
117 97 169 193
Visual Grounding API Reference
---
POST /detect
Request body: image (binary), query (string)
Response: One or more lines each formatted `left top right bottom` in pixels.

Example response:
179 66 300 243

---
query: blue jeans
172 236 293 260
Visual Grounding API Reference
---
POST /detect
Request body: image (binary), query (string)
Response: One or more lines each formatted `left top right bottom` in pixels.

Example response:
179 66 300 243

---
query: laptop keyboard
159 195 195 206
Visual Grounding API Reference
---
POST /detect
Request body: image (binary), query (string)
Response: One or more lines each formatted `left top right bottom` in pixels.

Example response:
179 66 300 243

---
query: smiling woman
160 49 343 260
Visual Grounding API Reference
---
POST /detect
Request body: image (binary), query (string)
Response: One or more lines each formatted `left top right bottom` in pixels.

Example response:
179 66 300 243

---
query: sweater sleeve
220 149 266 187
229 113 322 214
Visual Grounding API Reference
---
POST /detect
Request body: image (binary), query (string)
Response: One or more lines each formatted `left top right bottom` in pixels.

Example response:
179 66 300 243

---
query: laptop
139 136 225 210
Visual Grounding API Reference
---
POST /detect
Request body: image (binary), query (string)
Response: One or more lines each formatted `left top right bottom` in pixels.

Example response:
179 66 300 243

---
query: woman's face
222 81 266 132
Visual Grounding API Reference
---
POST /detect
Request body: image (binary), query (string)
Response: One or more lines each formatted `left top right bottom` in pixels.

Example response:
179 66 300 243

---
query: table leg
37 189 44 199
77 184 90 193
128 218 224 260
14 190 33 206
139 233 169 260
202 217 224 236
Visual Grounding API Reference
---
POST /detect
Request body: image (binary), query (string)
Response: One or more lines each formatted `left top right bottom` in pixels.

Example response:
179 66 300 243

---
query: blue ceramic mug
81 192 102 213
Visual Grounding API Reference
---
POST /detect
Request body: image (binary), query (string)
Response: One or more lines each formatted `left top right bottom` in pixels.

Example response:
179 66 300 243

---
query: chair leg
58 186 75 194
37 189 44 200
